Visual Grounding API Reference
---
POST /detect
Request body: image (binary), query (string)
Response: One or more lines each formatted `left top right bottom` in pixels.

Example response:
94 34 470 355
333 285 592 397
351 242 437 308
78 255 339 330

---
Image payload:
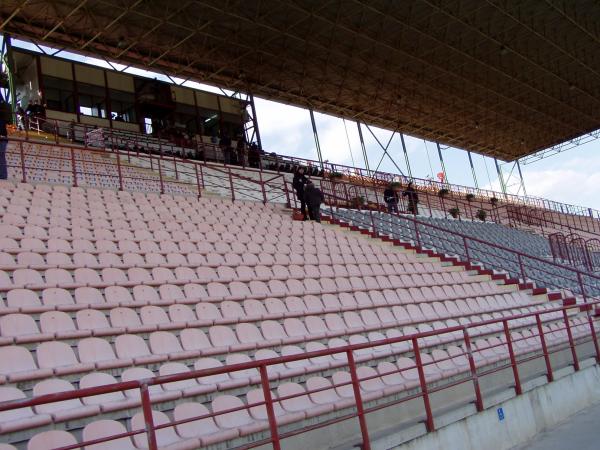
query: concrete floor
513 401 600 450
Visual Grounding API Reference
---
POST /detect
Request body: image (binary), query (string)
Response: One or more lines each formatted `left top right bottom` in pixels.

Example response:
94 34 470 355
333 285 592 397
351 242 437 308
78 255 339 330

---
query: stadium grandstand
0 1 600 449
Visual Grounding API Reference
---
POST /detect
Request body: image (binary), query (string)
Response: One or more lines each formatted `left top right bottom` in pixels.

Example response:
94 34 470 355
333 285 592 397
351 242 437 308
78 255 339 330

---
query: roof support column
516 159 527 197
248 93 262 151
436 142 448 184
400 133 413 179
309 108 323 170
467 150 479 189
494 157 508 199
1 34 16 117
356 121 371 176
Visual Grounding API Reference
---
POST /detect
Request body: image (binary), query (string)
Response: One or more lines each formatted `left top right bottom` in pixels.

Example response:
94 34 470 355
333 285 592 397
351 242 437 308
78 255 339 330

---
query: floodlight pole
516 159 527 197
467 150 479 189
436 142 448 184
400 133 413 179
309 108 324 170
494 158 508 198
356 121 371 176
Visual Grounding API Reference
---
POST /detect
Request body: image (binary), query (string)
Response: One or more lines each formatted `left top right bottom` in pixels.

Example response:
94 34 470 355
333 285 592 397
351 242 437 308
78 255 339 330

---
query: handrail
0 300 597 450
6 137 290 208
8 112 600 222
307 179 600 299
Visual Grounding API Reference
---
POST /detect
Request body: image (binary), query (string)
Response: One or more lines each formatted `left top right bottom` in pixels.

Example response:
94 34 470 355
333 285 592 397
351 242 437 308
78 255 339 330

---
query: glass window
42 75 75 113
78 82 107 118
109 89 136 123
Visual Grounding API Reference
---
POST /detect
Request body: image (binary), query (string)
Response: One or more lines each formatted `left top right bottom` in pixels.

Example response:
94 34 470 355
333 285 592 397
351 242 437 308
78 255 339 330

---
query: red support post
194 164 202 198
259 365 281 450
462 329 484 411
70 147 78 188
586 307 600 364
228 169 235 202
283 177 291 208
19 141 27 183
116 150 124 191
157 156 164 195
140 383 158 450
412 338 435 432
518 254 526 282
503 320 522 395
258 170 267 204
562 308 580 371
535 313 553 382
346 350 371 450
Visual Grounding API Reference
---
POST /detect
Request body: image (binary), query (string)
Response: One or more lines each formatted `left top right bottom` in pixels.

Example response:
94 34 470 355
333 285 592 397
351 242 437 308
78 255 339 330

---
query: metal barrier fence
0 301 597 450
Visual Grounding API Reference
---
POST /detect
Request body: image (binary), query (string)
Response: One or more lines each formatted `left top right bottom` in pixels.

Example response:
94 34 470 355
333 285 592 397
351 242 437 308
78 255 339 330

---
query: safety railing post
586 306 600 364
70 147 78 188
173 155 179 180
228 169 235 202
259 365 281 450
503 320 522 395
535 313 554 382
462 329 484 411
517 254 527 282
346 350 371 450
157 156 164 195
413 217 421 248
577 272 587 303
116 150 124 191
283 178 291 208
258 170 267 204
412 338 435 432
194 164 202 198
562 308 580 371
140 383 158 450
19 141 27 183
54 120 59 144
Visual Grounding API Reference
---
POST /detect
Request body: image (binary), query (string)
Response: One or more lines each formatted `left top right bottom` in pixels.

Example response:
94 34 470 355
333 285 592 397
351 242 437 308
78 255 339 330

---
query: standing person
292 166 309 220
220 132 232 164
383 183 400 214
0 102 9 180
304 180 324 223
403 181 419 215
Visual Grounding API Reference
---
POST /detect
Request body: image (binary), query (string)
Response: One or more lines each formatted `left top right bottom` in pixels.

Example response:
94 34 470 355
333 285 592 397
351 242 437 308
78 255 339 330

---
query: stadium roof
2 0 600 161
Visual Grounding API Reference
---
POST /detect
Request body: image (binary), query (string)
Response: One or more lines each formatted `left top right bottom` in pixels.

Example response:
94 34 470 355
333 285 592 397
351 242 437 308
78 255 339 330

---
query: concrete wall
376 362 600 450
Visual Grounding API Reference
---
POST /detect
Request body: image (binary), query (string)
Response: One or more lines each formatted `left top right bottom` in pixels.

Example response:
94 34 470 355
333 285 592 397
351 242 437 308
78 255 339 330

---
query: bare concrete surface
512 401 600 450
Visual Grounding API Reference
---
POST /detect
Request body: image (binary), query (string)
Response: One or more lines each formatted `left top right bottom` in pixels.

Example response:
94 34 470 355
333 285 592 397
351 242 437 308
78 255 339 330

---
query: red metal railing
299 179 600 300
6 137 290 207
9 113 600 224
0 301 597 450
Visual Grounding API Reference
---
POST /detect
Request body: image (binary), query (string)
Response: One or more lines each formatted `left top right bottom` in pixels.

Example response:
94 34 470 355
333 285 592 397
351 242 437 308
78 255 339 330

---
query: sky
9 38 600 211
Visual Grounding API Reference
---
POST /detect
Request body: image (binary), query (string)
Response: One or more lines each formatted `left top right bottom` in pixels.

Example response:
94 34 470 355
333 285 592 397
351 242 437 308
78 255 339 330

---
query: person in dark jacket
383 183 399 214
304 180 324 223
292 167 309 220
403 182 419 215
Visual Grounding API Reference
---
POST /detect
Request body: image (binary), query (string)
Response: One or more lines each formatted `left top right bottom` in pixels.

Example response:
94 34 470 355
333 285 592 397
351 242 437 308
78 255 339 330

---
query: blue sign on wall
497 407 505 421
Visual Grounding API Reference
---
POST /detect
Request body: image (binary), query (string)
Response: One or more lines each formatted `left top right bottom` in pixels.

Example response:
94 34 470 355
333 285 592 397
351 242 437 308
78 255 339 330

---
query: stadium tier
0 139 597 450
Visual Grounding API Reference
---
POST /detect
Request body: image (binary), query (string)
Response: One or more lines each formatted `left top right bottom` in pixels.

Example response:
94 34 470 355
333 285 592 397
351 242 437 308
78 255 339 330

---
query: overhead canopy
2 0 600 160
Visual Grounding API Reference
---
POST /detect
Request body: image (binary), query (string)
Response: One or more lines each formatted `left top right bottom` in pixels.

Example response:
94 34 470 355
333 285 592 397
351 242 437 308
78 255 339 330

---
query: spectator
220 132 232 164
292 167 309 220
403 181 419 215
304 180 324 223
0 102 9 180
383 183 399 214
